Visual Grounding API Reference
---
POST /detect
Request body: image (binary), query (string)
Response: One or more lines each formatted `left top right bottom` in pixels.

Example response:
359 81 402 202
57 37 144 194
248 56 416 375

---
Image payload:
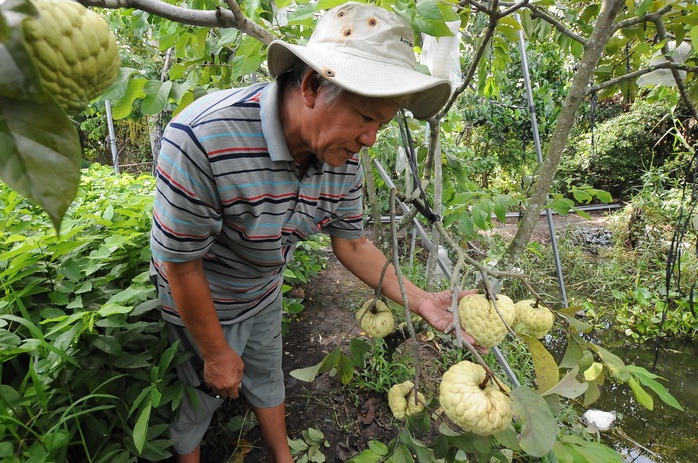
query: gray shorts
167 300 284 454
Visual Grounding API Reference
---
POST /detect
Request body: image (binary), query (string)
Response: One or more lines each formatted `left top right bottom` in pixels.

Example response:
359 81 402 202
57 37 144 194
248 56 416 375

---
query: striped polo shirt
150 81 365 325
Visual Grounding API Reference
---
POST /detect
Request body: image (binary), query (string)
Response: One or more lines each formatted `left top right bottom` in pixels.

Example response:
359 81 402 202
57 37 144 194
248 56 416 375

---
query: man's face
306 88 400 167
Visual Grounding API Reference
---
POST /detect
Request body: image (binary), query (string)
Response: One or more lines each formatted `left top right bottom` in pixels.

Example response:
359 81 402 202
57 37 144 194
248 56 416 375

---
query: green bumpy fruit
388 381 425 421
458 293 516 348
439 360 512 436
356 299 395 338
514 299 554 339
22 0 121 114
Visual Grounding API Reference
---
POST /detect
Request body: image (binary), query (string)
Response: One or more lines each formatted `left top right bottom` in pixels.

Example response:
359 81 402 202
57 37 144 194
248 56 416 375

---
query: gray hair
279 60 411 109
282 60 344 104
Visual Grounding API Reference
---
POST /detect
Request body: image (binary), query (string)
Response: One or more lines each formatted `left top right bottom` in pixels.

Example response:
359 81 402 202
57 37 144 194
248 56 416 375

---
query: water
559 330 698 462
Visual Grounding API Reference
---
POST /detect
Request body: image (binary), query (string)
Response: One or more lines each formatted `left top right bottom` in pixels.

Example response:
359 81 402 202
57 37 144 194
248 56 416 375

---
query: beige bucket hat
267 2 452 120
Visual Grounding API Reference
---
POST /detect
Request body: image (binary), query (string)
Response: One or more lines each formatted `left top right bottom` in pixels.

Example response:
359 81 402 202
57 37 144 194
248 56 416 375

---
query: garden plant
1 0 697 461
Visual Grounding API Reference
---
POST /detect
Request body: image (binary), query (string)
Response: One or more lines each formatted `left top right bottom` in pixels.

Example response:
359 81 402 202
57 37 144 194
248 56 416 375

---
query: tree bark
501 0 625 269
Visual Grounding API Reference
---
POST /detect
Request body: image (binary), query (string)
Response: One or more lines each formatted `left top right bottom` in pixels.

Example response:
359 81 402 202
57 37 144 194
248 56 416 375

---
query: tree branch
611 5 672 33
525 3 586 45
587 62 698 95
79 0 277 44
651 17 698 120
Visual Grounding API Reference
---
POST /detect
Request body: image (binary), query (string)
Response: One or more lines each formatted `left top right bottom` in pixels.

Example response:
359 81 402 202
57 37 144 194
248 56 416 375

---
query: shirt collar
260 81 293 162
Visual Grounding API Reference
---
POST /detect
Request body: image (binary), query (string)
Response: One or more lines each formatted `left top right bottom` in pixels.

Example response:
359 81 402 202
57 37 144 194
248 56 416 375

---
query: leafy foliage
0 165 180 462
556 100 676 198
0 164 329 461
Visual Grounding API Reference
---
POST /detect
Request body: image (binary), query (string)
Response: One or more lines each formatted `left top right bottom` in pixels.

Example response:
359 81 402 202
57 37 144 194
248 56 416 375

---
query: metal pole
105 99 119 174
373 159 521 386
515 12 569 307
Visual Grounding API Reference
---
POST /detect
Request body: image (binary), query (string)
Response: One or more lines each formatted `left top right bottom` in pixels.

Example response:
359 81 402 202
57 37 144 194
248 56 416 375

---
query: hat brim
267 40 452 120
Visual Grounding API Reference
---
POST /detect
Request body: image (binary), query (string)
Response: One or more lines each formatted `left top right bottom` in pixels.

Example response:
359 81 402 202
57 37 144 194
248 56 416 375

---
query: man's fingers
209 382 242 400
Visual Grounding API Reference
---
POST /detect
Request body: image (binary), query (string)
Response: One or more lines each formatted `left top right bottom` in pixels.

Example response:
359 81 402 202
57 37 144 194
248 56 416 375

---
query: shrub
0 165 181 462
556 100 674 198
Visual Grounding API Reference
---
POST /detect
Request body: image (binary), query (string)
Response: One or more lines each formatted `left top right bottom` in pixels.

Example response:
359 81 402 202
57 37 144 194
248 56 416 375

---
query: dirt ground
201 209 615 462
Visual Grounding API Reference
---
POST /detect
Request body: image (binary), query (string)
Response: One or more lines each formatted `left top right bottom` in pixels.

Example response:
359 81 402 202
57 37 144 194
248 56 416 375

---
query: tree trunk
500 0 625 269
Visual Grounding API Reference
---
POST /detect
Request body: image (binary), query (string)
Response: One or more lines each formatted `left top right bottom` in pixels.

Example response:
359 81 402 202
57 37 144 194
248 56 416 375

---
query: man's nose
358 126 379 147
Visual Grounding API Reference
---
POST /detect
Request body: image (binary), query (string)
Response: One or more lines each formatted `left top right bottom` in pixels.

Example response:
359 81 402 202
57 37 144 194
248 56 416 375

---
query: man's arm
165 259 244 399
331 235 481 348
331 235 426 311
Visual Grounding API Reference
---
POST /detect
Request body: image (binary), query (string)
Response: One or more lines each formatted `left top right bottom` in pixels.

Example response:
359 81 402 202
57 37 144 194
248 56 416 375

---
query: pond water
551 329 697 463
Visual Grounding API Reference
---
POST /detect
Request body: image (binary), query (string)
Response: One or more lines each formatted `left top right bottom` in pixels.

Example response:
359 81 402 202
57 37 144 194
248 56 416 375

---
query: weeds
352 338 415 394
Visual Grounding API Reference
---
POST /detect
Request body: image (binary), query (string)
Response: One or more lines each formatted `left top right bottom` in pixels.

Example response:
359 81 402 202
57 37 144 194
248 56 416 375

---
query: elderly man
150 2 473 462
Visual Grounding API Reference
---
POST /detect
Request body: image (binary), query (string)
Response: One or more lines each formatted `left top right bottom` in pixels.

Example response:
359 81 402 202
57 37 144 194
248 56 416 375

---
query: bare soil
200 210 614 462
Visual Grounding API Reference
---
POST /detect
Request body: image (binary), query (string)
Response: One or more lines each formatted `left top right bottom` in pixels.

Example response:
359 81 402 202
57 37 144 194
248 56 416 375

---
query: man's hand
415 290 488 353
203 346 245 399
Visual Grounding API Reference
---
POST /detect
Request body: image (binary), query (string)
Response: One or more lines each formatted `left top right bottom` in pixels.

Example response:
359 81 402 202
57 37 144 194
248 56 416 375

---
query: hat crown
308 3 417 71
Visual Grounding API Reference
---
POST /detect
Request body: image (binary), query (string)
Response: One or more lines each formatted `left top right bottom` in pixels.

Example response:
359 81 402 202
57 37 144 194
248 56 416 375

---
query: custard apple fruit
514 299 554 339
388 381 425 420
458 293 516 348
356 299 395 338
22 0 121 114
439 360 512 436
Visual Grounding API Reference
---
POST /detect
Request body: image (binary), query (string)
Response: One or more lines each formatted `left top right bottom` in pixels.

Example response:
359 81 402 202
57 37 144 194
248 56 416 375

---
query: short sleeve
324 161 365 240
150 122 223 263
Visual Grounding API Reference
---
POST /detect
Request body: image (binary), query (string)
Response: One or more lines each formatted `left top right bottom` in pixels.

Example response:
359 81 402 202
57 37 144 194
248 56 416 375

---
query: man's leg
175 446 200 463
253 403 293 463
167 323 225 462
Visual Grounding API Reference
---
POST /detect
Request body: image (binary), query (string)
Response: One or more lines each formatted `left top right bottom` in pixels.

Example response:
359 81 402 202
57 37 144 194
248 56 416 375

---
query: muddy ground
198 210 615 462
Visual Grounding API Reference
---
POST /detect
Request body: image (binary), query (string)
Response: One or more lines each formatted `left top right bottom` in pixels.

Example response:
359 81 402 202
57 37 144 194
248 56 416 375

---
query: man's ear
300 69 321 108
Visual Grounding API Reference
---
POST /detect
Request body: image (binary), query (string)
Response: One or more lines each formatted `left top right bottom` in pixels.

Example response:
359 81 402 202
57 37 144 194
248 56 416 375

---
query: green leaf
0 0 44 100
510 386 556 457
349 337 370 367
111 77 147 120
141 80 173 116
367 440 389 456
583 362 603 381
691 26 698 54
492 195 509 223
636 0 655 17
560 435 624 462
415 0 443 20
336 353 354 385
316 0 347 10
0 96 81 232
388 444 415 463
559 334 583 369
290 348 341 382
400 428 434 461
557 312 592 333
232 35 265 78
305 427 325 443
133 402 152 454
628 376 653 410
471 200 491 230
541 366 588 399
594 189 613 203
546 197 574 215
494 426 521 452
583 373 603 407
157 339 179 374
521 334 559 392
590 344 631 382
43 429 70 452
0 329 21 349
348 449 382 463
627 365 683 411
